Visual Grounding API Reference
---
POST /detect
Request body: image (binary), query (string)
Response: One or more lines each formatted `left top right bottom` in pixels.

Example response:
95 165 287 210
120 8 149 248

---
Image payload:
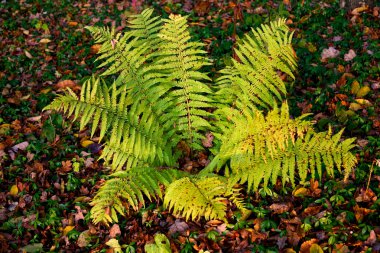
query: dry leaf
11 141 29 152
63 225 75 236
344 49 356 61
364 230 377 245
68 21 78 27
74 206 85 224
90 44 101 54
355 188 377 202
269 203 291 214
300 239 318 253
55 80 77 90
321 47 340 60
109 224 121 238
356 86 371 98
24 50 33 59
81 140 94 148
353 205 375 222
39 38 51 44
60 160 72 173
293 187 309 197
77 230 91 248
351 6 368 15
169 219 189 235
202 132 214 148
309 244 324 253
9 185 18 196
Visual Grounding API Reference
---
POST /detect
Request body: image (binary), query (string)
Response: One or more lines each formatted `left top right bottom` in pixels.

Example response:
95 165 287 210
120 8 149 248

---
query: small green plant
45 9 357 227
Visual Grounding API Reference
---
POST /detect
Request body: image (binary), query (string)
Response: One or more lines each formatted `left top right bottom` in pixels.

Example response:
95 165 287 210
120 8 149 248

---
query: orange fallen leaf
68 21 78 27
300 238 318 253
90 44 102 54
56 80 76 89
351 6 368 15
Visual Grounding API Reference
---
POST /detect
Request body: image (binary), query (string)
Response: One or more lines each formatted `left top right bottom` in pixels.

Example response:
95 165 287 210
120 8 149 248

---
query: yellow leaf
349 103 362 111
40 88 51 94
356 86 371 98
63 226 75 236
39 38 51 44
81 140 94 148
352 6 368 15
309 244 324 253
355 98 372 106
9 184 18 196
293 187 309 197
350 80 360 95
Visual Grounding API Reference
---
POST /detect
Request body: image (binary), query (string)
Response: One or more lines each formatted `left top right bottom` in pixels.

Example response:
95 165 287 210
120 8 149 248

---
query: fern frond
164 174 228 221
45 76 176 170
215 18 296 114
155 14 213 150
207 103 357 191
91 167 188 225
86 26 117 43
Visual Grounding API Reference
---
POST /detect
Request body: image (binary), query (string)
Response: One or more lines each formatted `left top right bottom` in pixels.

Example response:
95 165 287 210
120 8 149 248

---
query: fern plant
44 9 357 225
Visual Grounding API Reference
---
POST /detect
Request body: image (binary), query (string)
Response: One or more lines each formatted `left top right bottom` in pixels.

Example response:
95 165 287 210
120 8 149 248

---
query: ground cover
0 0 379 252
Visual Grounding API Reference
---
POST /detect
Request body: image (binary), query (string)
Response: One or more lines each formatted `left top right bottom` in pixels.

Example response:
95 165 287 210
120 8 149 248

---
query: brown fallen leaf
355 188 377 202
364 230 377 245
353 204 375 222
269 203 291 214
109 224 121 238
299 238 318 253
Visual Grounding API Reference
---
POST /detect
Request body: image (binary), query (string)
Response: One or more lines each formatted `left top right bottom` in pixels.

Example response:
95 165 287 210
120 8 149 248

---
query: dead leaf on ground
364 230 377 245
299 238 318 253
321 47 340 60
169 219 189 235
344 49 356 61
353 204 375 222
109 224 121 238
355 188 377 202
269 203 291 214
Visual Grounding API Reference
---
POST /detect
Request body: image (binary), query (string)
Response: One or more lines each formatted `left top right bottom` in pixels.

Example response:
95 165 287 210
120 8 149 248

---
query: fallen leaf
353 205 375 222
356 139 369 148
39 38 51 44
344 49 356 61
269 203 291 214
293 187 309 197
21 243 43 253
90 44 102 54
202 132 214 148
321 47 340 60
309 244 324 253
9 185 18 196
63 225 75 236
300 239 318 253
24 50 33 59
74 206 85 223
109 224 121 238
81 140 94 148
55 80 77 90
68 21 78 26
11 141 29 152
77 230 91 247
60 160 72 173
365 230 377 245
355 188 377 202
169 219 189 235
356 86 371 98
351 6 368 15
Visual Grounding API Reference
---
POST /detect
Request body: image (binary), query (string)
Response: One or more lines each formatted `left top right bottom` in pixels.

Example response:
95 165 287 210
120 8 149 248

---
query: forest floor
0 0 379 252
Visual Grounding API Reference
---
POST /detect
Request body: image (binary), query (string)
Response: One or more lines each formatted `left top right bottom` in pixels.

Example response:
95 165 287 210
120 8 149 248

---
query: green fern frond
45 76 175 170
155 14 213 150
207 103 357 191
215 18 296 113
86 26 117 43
91 167 188 225
164 174 228 221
